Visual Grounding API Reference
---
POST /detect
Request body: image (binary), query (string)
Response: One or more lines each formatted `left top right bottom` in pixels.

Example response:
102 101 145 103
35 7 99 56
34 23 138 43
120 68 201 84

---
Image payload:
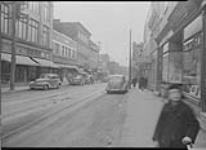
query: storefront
1 53 39 84
182 14 202 101
148 50 158 90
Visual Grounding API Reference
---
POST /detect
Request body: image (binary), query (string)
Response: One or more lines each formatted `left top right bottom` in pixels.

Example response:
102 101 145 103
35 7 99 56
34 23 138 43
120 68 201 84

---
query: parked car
70 75 86 85
106 74 128 94
29 73 62 90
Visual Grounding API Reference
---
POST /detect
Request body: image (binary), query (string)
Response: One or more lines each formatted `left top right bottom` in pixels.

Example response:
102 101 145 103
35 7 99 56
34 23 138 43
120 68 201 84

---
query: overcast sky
54 2 150 67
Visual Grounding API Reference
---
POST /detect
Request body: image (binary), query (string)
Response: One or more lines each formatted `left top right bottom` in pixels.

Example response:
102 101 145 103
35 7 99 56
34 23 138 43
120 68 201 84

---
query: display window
162 53 169 82
182 33 201 99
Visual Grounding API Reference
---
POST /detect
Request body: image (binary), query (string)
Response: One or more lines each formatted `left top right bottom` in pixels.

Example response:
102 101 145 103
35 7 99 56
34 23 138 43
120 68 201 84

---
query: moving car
29 73 62 90
106 74 128 94
70 75 86 85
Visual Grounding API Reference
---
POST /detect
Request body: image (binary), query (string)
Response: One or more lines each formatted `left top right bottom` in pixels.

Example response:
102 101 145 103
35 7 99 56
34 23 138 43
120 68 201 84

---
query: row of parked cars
29 73 94 90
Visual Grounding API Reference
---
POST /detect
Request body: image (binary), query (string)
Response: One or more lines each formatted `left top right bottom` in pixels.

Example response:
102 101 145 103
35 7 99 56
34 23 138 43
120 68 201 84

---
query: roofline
76 22 92 36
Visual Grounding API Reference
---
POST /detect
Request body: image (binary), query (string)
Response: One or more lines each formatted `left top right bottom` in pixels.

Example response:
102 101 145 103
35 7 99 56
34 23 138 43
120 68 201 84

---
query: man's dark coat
153 100 200 148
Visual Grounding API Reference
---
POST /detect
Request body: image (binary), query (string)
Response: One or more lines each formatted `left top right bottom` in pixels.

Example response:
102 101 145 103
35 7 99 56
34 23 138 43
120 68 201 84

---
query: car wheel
43 85 49 90
107 91 110 94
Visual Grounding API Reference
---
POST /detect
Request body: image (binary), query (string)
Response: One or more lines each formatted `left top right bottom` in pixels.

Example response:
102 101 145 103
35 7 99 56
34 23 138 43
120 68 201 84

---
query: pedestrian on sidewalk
152 84 200 148
132 77 137 88
138 76 144 91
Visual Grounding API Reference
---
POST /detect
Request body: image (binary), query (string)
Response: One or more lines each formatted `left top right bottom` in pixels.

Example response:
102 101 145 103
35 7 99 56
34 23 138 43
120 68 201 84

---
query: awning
33 58 59 68
56 63 78 70
16 55 39 66
1 53 11 62
1 53 39 66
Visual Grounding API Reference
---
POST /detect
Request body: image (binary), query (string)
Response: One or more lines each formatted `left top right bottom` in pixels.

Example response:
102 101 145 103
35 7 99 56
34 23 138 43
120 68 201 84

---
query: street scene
1 1 206 148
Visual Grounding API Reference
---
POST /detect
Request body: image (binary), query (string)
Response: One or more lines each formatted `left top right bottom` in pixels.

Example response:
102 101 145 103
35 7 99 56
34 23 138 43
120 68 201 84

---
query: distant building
52 30 79 84
98 54 110 74
88 40 100 70
1 2 56 85
53 19 99 71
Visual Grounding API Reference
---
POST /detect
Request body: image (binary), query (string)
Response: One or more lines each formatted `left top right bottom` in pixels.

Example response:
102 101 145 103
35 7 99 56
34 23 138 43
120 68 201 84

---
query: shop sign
27 49 41 58
183 34 201 51
184 15 202 41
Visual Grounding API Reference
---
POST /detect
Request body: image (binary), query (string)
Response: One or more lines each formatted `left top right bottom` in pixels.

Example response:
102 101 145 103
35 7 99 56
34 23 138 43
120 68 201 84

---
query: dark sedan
105 74 128 94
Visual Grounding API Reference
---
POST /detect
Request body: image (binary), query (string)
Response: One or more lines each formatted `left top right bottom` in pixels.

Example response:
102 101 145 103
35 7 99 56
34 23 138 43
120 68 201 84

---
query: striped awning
32 58 59 68
56 63 78 70
1 53 39 66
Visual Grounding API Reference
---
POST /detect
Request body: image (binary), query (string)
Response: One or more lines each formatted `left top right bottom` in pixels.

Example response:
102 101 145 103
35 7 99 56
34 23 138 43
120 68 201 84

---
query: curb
2 88 30 95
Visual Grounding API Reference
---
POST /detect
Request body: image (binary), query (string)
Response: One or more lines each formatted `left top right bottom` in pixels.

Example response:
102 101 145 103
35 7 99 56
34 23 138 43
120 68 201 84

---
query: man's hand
182 136 192 145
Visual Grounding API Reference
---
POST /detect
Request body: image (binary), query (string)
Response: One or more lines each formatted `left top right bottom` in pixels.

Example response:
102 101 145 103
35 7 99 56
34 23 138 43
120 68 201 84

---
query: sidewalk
1 85 30 94
119 88 206 148
119 88 164 147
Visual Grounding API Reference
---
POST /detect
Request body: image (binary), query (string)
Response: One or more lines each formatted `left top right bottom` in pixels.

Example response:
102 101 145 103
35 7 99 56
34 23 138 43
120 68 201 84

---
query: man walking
138 76 145 91
152 84 200 148
132 77 137 88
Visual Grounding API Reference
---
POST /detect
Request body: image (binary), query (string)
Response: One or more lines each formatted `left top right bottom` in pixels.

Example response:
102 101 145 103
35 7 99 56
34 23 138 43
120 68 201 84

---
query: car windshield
40 74 48 79
109 76 123 82
40 74 56 79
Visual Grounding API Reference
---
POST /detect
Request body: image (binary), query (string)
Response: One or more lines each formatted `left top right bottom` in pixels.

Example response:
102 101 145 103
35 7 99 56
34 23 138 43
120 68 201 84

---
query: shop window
162 53 169 82
182 34 201 99
1 61 10 84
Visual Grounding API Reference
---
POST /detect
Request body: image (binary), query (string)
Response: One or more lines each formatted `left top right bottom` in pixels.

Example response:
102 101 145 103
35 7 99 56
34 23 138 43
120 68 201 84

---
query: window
70 50 73 58
42 25 49 47
28 19 39 43
43 4 50 23
1 4 10 35
54 42 60 55
68 48 71 58
183 35 201 99
65 47 68 57
29 2 39 14
16 18 27 40
62 46 65 56
72 51 76 59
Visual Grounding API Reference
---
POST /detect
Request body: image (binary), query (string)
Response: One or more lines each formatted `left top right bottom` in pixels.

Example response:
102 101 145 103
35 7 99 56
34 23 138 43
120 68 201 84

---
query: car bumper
106 89 127 93
29 84 45 89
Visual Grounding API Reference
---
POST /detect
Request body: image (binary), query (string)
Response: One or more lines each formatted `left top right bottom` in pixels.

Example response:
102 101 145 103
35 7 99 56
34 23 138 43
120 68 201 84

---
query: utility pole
129 29 132 89
0 3 2 129
10 2 17 90
201 0 206 112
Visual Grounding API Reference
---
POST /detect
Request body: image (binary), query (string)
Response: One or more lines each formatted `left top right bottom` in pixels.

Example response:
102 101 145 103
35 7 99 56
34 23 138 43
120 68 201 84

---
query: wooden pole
201 2 206 112
10 2 17 90
129 29 132 89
